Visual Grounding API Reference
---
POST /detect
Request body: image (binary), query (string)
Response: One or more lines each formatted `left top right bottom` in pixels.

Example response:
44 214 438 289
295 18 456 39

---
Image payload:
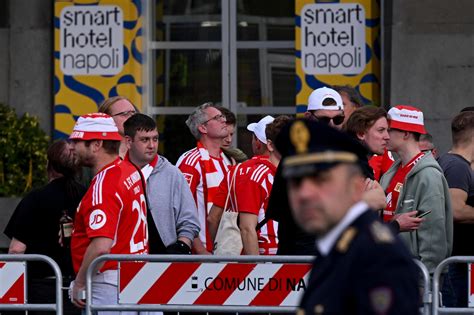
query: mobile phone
416 210 432 218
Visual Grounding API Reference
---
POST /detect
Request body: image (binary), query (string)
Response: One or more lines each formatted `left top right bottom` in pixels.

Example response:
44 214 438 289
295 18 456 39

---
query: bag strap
130 161 167 253
224 164 240 213
255 217 268 232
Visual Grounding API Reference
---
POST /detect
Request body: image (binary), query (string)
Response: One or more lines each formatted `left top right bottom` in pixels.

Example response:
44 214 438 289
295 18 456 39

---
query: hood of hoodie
150 155 171 175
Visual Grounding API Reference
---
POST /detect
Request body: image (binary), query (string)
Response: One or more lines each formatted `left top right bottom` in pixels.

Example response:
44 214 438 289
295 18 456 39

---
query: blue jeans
441 264 468 307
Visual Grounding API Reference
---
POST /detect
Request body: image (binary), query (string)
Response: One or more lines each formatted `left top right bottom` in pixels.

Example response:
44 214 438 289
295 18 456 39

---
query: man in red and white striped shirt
69 113 148 309
176 103 230 254
238 116 291 255
210 116 291 255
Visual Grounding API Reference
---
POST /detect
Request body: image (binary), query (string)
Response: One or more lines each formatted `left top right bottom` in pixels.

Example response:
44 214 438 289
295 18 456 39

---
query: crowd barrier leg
432 256 474 315
414 259 432 315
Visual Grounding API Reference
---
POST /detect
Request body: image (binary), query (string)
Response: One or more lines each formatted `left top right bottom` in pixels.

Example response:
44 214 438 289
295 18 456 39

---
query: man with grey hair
176 102 231 254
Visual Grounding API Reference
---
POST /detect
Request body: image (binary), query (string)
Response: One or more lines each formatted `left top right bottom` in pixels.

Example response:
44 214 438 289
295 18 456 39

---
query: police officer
276 119 419 315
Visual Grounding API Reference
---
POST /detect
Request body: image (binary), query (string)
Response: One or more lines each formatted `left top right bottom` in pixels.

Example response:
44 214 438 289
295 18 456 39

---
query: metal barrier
0 254 63 314
86 254 314 315
415 259 432 315
432 256 474 315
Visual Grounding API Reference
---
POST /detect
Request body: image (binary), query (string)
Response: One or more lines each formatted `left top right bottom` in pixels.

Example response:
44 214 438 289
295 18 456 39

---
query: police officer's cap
276 119 368 178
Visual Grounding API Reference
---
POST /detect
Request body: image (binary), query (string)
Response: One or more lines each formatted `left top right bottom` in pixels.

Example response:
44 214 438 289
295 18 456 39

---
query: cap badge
290 121 310 154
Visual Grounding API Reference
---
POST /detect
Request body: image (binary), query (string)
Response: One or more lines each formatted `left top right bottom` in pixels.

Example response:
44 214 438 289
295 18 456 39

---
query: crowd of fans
3 86 474 313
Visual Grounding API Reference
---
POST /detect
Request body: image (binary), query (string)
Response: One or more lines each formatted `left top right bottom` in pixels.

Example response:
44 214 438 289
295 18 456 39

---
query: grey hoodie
146 156 200 247
380 152 453 273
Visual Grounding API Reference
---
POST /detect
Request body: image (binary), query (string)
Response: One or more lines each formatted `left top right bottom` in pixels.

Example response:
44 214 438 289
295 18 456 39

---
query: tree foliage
0 104 49 196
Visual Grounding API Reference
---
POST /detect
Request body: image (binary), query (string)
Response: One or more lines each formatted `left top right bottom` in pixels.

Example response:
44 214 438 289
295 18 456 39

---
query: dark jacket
299 210 419 315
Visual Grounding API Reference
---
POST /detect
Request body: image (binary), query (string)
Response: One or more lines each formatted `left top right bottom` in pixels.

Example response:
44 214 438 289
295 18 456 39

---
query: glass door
144 0 295 161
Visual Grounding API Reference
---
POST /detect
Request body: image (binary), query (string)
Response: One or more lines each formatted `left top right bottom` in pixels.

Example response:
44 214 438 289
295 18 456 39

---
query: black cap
275 119 368 178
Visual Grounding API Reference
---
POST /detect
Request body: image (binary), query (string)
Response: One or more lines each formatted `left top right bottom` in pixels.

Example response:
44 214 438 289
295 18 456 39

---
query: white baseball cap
69 113 122 141
247 115 275 144
307 87 344 111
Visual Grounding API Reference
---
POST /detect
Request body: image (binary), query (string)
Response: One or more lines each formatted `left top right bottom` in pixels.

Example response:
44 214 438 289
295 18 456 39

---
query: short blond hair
98 96 137 115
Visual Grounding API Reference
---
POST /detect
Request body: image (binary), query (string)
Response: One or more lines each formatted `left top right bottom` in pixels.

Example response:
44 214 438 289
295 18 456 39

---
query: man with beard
68 113 148 311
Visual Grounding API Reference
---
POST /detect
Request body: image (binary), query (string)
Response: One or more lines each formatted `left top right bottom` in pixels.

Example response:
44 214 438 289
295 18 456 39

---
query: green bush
0 104 49 196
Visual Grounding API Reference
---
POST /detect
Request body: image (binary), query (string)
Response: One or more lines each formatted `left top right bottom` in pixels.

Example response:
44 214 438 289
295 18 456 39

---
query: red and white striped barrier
119 262 311 306
0 262 26 304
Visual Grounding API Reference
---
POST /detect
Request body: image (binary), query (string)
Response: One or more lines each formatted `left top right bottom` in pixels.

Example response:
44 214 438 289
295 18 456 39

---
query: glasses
203 114 226 124
312 113 345 126
112 110 136 117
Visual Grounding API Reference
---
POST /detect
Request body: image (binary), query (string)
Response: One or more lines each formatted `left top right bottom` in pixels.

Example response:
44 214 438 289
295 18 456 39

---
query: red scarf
383 152 424 222
197 142 230 251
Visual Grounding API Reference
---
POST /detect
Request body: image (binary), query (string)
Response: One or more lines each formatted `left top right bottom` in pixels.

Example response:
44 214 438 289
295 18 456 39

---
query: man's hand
362 179 386 210
394 211 423 232
70 280 86 308
192 237 212 255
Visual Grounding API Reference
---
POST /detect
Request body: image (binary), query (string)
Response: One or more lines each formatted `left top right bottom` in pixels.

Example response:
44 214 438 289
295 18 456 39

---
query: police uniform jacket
299 205 419 315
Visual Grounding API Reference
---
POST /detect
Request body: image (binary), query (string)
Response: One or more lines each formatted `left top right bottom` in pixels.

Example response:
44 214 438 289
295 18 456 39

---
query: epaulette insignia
369 287 393 314
314 304 325 315
296 308 305 315
336 227 357 253
370 221 394 243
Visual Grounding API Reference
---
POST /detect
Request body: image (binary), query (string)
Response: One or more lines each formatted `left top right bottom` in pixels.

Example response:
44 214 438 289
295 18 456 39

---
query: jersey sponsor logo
183 173 193 186
89 209 107 230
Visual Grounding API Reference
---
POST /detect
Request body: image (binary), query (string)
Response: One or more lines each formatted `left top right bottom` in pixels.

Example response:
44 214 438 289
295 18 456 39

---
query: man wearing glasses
304 86 345 130
176 103 231 254
98 96 137 158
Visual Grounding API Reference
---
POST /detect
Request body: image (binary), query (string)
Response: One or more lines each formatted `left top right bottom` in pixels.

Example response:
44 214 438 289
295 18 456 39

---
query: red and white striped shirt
214 156 278 255
71 158 148 273
176 142 230 251
236 158 278 255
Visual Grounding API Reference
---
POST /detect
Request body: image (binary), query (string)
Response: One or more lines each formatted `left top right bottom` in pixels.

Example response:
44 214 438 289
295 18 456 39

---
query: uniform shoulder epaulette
370 221 394 244
336 227 358 253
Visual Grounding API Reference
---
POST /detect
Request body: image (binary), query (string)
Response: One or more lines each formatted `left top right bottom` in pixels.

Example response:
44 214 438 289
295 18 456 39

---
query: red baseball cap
387 105 427 134
69 113 122 141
